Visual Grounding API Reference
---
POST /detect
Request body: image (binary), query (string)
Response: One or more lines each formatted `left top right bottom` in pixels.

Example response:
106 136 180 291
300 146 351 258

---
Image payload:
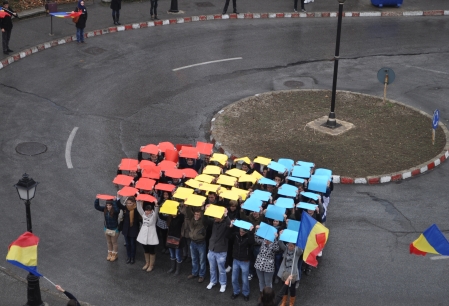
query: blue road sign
432 109 440 130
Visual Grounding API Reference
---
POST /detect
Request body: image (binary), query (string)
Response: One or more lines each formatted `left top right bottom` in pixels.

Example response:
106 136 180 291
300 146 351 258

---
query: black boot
113 16 117 25
116 14 121 25
167 259 176 273
130 257 135 264
174 261 182 276
233 7 238 14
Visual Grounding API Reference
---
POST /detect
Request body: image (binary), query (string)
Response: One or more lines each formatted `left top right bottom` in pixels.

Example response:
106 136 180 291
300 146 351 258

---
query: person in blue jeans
74 0 87 43
186 206 209 283
228 222 255 301
205 206 230 293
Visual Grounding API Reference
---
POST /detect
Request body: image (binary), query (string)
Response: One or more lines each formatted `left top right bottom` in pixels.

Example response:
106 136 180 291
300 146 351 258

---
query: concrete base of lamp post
306 115 354 136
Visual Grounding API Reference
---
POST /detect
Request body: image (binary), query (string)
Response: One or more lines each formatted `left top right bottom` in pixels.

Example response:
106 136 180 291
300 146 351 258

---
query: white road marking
430 255 449 260
65 127 79 169
172 57 243 71
405 65 449 75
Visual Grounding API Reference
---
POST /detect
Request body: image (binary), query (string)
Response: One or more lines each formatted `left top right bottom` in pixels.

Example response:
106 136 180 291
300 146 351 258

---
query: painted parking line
430 255 449 260
172 57 243 71
65 127 79 169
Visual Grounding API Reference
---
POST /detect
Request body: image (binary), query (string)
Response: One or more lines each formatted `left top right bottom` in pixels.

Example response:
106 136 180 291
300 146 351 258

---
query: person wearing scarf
74 0 87 43
117 196 140 264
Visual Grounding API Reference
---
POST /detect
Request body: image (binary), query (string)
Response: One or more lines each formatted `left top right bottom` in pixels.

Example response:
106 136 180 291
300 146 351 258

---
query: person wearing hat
1 0 18 55
94 197 120 262
136 199 159 272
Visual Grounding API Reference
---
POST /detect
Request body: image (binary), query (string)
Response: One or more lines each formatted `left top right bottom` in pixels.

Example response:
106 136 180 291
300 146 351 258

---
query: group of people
94 141 332 305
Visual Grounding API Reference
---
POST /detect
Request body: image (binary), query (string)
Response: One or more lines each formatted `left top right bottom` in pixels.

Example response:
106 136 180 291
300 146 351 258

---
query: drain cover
84 47 106 55
284 81 304 88
195 1 214 7
16 142 47 156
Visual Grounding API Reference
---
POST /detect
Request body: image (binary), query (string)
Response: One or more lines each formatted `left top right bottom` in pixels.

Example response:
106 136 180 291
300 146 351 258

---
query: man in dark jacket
75 1 87 43
229 223 254 301
205 207 230 292
186 206 208 283
110 0 121 25
1 1 18 55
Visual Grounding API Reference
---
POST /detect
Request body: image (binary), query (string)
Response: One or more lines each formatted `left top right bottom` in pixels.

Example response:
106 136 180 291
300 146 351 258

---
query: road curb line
1 9 448 70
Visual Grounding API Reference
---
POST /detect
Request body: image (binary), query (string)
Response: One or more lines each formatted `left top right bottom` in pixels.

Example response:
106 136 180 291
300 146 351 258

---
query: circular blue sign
432 109 440 129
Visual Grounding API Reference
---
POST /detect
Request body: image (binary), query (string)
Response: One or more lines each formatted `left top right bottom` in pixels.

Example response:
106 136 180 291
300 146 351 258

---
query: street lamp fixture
325 0 346 128
14 173 44 306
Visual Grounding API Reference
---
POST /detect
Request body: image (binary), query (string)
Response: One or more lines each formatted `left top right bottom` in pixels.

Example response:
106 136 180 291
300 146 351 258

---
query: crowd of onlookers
95 141 332 305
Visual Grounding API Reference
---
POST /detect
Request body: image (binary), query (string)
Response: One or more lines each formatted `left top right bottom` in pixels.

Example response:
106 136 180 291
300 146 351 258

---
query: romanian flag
49 11 82 18
410 224 449 256
6 232 43 277
296 211 329 267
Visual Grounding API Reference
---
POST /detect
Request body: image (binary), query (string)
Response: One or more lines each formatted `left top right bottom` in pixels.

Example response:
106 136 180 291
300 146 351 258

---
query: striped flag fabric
6 232 43 277
410 224 449 256
296 211 329 267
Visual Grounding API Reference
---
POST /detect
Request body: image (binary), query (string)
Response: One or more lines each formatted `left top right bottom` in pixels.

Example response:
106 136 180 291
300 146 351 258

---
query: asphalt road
0 16 448 306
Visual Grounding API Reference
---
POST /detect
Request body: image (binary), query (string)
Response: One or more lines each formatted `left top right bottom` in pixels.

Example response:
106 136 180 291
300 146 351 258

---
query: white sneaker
206 282 216 290
225 266 232 273
220 285 226 292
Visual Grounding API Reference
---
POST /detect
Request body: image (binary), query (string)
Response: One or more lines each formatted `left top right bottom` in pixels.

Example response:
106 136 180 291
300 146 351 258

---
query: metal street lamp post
14 173 44 306
325 0 346 128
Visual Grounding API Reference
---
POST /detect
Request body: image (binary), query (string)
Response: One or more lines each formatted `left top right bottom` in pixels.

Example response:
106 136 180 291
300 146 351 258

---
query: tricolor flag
296 211 329 267
410 224 449 256
6 232 43 277
49 11 82 18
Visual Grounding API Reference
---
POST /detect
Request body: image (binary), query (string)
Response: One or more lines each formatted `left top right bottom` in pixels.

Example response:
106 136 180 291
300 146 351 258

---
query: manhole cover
84 47 106 55
284 81 304 88
16 142 47 156
195 1 214 7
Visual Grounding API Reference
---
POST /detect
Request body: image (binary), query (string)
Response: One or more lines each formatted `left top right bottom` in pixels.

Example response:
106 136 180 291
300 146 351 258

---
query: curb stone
209 90 449 185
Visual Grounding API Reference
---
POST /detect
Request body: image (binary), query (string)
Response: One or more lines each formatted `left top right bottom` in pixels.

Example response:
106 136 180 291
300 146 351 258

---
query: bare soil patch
212 90 446 177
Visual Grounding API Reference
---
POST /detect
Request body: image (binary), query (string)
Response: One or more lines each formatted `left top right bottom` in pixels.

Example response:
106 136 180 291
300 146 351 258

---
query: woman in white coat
137 200 159 272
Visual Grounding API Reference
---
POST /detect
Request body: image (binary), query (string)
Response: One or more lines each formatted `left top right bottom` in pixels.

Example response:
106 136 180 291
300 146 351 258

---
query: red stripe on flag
9 232 39 248
305 233 327 267
409 243 427 256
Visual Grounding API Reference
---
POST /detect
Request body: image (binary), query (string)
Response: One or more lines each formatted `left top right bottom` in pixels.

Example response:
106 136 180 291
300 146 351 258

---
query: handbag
166 236 180 249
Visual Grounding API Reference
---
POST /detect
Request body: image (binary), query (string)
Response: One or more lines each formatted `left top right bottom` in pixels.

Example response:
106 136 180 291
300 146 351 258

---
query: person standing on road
150 0 159 21
75 0 87 43
229 222 254 302
137 200 159 272
293 0 306 12
206 207 231 293
1 0 18 55
117 196 140 264
222 0 238 15
276 238 303 306
110 0 121 25
160 204 185 276
94 197 120 262
186 205 209 283
254 231 280 293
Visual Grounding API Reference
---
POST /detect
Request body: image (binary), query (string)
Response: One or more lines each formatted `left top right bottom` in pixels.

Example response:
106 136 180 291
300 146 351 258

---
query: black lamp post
14 173 44 306
325 0 346 129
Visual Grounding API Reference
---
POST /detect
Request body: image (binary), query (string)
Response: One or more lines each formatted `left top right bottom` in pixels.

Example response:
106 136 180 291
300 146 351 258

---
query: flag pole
42 276 56 287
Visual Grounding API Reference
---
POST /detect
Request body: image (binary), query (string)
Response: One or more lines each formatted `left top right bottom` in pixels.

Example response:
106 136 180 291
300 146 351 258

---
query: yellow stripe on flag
412 234 439 254
6 245 38 266
304 223 329 261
